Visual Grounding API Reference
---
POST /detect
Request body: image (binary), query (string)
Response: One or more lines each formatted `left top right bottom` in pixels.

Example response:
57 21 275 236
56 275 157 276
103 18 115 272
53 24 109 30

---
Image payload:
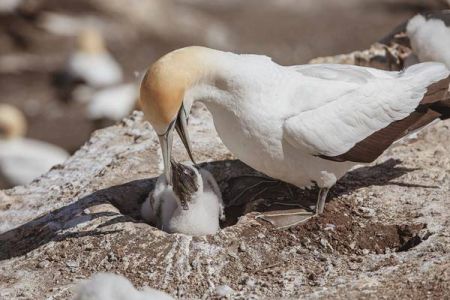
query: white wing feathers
283 62 449 158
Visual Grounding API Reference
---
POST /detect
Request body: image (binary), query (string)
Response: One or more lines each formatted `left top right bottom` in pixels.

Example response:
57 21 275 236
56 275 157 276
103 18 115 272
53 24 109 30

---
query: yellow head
139 46 218 183
0 104 27 139
78 28 106 55
139 46 217 134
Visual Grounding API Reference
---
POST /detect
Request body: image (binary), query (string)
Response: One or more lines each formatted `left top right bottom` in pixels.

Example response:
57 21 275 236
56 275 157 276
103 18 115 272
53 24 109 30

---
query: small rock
66 260 79 269
358 207 376 218
245 277 256 287
37 260 50 269
296 247 309 255
362 249 370 255
238 242 247 252
324 224 336 231
257 233 265 239
215 285 234 297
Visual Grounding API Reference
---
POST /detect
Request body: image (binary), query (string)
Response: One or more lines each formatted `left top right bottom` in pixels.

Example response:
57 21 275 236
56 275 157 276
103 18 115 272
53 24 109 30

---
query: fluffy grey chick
141 161 225 235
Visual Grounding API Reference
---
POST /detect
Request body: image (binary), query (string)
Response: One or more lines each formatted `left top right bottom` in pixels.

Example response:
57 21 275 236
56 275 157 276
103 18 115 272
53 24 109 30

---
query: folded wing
283 62 450 163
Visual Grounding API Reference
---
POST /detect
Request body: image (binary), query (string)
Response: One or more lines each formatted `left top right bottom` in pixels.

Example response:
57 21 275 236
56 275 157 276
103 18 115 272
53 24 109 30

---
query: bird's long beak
158 120 176 185
175 103 196 164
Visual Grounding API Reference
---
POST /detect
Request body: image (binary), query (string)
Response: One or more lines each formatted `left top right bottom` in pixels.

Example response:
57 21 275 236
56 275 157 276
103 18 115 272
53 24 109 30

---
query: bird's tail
403 62 450 120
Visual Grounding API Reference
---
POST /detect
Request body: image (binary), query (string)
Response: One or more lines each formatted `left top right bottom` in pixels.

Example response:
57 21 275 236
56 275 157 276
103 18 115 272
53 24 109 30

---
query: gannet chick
407 14 450 68
141 161 224 236
0 104 69 186
140 46 450 227
66 28 123 88
74 272 174 300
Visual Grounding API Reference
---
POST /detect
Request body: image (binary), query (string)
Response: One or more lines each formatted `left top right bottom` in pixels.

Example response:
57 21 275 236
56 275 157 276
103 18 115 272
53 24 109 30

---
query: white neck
182 52 243 114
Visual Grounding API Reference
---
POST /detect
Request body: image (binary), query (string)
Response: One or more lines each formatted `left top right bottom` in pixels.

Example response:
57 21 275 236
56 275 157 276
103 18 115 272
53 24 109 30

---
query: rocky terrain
1 105 449 298
1 1 450 299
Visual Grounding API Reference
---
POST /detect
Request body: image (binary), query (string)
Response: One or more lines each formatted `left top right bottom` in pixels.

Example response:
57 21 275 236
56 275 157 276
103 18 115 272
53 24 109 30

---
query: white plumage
67 29 123 88
0 138 69 186
68 51 122 88
283 63 442 158
0 104 69 186
188 52 448 189
73 273 174 300
140 46 450 217
87 84 138 121
141 165 224 236
407 14 450 68
0 0 21 13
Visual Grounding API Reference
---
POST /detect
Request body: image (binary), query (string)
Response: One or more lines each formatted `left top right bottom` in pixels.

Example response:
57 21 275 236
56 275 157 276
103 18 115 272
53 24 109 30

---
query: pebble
296 247 309 255
66 260 79 269
358 207 376 218
215 285 234 297
362 249 370 255
37 260 50 269
245 277 256 287
324 224 336 231
238 242 247 252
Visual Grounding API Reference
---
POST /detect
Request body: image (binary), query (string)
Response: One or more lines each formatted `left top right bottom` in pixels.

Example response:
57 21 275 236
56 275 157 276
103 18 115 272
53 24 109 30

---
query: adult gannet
141 161 224 236
87 83 138 121
65 28 123 88
0 104 69 186
139 46 450 222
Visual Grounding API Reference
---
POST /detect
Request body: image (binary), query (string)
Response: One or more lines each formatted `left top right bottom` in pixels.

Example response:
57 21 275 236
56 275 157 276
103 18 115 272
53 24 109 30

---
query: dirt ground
0 110 449 299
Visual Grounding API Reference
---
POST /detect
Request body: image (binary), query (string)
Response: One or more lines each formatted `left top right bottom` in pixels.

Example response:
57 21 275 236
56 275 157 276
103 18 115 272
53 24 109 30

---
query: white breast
68 52 123 87
0 138 69 186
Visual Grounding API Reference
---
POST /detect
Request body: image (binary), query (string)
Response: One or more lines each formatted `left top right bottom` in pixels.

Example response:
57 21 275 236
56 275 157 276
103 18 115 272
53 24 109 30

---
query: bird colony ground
0 108 449 299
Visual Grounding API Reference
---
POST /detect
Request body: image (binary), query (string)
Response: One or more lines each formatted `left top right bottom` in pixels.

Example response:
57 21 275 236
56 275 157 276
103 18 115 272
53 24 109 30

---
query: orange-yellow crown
139 46 217 134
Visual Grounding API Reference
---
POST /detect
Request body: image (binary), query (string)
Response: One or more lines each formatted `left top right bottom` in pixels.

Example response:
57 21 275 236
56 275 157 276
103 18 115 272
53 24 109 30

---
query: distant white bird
0 104 69 186
407 14 450 68
140 46 450 226
87 83 138 121
0 0 22 14
74 272 174 300
67 28 123 88
141 161 224 236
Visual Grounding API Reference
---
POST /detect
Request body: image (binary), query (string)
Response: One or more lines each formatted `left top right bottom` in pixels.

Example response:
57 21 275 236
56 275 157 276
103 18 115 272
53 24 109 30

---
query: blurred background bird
0 104 69 187
406 13 450 68
74 273 174 300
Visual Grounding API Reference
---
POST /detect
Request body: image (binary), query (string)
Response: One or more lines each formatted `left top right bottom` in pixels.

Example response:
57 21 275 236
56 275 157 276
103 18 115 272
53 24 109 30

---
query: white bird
86 83 138 121
74 272 174 300
0 104 69 186
0 0 22 14
407 14 450 68
66 28 123 88
141 161 224 236
139 46 450 226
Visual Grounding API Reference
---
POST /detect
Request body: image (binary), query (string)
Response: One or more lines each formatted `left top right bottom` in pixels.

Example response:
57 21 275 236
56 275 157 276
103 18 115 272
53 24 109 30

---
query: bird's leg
315 187 329 215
